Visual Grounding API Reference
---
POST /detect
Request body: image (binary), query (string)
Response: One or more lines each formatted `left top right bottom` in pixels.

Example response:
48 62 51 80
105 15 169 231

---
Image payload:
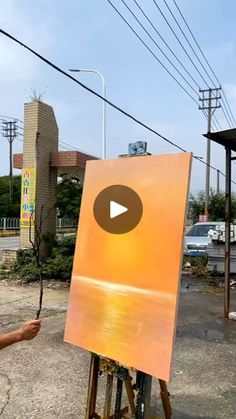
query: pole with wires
1 120 18 202
199 87 221 217
0 28 236 186
217 169 220 194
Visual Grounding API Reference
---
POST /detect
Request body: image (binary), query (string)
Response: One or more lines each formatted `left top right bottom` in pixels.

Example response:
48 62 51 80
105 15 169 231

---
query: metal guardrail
0 217 76 230
56 217 77 229
0 217 20 230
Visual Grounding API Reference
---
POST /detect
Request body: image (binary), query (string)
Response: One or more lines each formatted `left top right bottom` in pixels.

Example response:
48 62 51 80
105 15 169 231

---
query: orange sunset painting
64 153 192 381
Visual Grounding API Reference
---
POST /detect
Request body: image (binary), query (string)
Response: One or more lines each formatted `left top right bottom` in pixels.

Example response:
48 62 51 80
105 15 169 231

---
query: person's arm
0 320 41 350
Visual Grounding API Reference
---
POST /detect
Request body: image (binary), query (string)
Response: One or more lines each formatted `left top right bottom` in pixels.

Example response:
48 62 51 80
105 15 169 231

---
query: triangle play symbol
110 201 128 219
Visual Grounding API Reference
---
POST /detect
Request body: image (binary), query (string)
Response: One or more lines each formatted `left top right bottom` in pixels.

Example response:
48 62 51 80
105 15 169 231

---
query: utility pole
1 120 18 202
199 87 221 218
217 169 220 194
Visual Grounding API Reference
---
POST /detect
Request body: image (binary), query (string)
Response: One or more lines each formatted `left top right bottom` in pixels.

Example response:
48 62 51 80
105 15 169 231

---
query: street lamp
69 68 106 159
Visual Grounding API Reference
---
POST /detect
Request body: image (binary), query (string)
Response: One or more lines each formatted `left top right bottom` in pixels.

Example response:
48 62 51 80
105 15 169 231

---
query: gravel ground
0 277 235 418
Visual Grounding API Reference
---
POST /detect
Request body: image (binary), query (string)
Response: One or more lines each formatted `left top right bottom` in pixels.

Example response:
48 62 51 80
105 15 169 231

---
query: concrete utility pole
217 169 220 194
199 87 221 217
1 120 18 202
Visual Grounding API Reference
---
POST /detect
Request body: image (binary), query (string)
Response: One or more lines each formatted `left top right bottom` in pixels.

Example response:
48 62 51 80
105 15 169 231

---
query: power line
221 106 233 129
0 114 23 123
107 1 199 105
0 7 223 140
172 0 218 85
161 0 215 87
221 95 236 127
152 0 209 87
212 115 222 131
133 0 200 90
60 140 99 156
110 2 223 134
121 0 198 96
129 1 223 133
0 28 235 184
3 124 99 155
160 0 234 130
171 0 236 127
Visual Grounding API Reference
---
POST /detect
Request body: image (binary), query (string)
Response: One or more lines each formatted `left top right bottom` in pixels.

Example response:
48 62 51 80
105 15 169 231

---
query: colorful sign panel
20 168 36 228
64 153 192 381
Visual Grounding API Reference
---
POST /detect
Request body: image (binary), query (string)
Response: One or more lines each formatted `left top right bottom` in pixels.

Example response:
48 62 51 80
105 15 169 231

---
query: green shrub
42 255 73 280
10 236 76 282
12 252 41 282
183 255 210 278
52 235 76 257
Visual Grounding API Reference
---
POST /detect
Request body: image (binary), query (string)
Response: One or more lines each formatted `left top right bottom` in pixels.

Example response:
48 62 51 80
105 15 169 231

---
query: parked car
184 221 224 256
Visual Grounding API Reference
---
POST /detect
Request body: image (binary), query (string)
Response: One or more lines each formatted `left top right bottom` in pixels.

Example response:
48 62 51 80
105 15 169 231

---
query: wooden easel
86 354 172 419
86 144 173 418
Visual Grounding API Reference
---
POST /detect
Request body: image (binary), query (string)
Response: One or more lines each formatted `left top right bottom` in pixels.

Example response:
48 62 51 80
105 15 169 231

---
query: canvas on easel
64 152 192 382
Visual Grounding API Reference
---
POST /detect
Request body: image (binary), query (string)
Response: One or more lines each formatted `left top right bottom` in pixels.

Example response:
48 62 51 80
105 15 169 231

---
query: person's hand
17 320 41 341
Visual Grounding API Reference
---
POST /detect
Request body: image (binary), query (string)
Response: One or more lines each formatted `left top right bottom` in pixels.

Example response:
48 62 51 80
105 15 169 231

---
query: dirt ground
0 277 235 419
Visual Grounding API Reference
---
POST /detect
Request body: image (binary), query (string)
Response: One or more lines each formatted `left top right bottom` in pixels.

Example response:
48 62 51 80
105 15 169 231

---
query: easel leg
158 380 172 419
124 374 136 415
86 354 100 419
114 377 123 419
135 372 152 418
103 374 114 418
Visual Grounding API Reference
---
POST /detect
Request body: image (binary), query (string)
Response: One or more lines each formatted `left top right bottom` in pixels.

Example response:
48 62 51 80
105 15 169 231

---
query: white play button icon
93 185 143 234
110 200 128 219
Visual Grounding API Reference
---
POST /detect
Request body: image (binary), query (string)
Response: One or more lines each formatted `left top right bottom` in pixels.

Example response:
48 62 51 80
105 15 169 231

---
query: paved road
0 237 20 260
0 279 235 418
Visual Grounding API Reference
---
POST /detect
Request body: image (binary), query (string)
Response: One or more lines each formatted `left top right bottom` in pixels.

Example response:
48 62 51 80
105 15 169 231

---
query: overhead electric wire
107 1 199 105
132 0 200 91
132 0 200 90
155 0 235 130
130 0 224 133
212 115 222 131
221 106 233 129
122 0 198 95
171 0 236 127
111 2 223 132
0 114 23 123
222 94 236 126
60 140 98 156
159 0 235 129
172 0 218 85
122 0 199 96
162 0 215 87
152 0 209 87
172 0 236 126
0 29 235 185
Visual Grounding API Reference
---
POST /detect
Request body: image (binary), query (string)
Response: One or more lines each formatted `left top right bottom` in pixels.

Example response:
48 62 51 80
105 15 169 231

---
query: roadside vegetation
10 235 76 282
0 174 83 220
1 176 230 282
0 175 21 217
183 255 211 278
188 190 236 223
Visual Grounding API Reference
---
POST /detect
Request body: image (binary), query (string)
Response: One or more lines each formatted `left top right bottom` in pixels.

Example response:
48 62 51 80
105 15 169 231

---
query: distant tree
188 191 205 223
0 175 21 217
188 190 236 223
56 175 82 220
208 192 225 221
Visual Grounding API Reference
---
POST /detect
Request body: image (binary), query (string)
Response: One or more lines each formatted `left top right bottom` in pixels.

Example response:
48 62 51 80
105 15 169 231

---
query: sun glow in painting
64 153 192 381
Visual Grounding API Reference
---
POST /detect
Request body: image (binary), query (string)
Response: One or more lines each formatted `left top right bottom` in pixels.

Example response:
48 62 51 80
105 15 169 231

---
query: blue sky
1 0 236 192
